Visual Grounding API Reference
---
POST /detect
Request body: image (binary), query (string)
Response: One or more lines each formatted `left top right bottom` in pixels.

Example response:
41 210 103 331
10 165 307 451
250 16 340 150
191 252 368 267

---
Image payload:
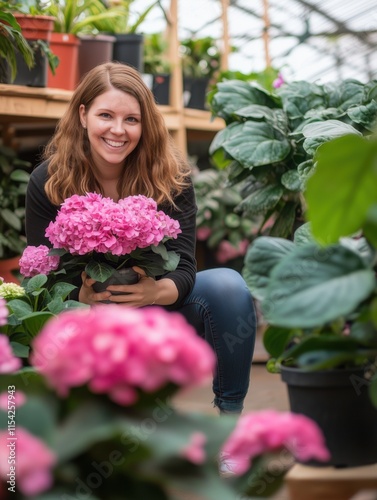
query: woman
25 62 256 418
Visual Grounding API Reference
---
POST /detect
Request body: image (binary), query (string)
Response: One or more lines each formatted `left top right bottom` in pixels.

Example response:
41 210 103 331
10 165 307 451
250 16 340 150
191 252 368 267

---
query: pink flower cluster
0 296 8 326
216 239 249 264
45 193 181 256
0 335 21 374
31 305 215 406
221 409 330 475
19 245 60 278
0 428 56 495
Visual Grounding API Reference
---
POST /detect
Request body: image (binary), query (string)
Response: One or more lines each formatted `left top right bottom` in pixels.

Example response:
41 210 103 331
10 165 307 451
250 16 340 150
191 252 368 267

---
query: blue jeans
176 268 257 414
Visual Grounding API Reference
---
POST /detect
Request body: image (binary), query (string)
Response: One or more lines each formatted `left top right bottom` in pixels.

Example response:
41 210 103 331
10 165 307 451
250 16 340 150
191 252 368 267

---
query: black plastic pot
112 34 144 73
281 365 377 468
93 267 139 304
2 41 48 87
183 76 210 110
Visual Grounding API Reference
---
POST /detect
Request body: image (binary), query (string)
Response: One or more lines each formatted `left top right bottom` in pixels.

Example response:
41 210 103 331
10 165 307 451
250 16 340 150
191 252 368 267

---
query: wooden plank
286 463 377 500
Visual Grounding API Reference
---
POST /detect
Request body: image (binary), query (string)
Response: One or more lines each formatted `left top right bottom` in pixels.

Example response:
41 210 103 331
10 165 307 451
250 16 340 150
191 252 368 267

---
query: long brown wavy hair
44 62 191 206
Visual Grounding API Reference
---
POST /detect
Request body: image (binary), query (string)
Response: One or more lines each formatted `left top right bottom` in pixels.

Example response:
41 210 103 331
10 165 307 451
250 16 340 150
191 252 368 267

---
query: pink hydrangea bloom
19 245 60 278
0 428 56 495
45 193 181 256
180 432 207 464
221 409 330 475
31 306 215 406
0 335 21 373
0 390 26 411
0 297 8 326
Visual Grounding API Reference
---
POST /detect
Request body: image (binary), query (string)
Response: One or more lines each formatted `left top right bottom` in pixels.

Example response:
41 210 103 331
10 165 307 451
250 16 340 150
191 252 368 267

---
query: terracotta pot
0 256 21 284
13 13 55 42
47 33 80 90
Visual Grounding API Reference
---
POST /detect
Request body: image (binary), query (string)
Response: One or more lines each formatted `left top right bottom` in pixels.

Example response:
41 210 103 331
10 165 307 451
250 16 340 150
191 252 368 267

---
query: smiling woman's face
79 87 142 174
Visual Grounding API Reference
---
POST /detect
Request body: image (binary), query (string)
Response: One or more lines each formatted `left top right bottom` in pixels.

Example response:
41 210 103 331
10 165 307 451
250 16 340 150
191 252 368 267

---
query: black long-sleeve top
25 161 197 308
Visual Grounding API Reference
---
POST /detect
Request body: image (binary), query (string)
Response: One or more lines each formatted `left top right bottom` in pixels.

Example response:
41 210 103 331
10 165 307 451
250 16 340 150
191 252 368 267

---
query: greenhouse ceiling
134 0 377 84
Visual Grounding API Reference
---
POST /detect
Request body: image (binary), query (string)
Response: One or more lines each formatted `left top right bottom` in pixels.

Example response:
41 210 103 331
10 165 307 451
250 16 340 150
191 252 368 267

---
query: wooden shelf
0 84 224 152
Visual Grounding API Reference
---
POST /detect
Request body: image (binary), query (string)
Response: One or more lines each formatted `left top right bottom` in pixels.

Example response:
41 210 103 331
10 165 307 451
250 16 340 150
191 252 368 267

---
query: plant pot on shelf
92 267 140 304
47 32 80 90
112 33 144 73
281 365 377 468
183 76 210 110
142 73 170 105
11 14 55 87
77 34 116 81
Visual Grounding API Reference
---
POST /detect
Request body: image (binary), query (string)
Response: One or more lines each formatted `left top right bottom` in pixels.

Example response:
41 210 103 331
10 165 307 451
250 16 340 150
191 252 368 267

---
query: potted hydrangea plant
0 300 330 499
19 192 182 290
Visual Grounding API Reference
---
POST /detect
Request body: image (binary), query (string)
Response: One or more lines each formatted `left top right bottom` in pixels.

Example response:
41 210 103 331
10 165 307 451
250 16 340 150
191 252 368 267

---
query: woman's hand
78 272 112 305
79 267 179 307
105 266 158 307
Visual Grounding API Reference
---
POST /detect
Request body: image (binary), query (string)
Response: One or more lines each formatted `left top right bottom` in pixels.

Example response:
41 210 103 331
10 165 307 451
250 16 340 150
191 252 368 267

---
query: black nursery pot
92 268 139 304
281 365 377 468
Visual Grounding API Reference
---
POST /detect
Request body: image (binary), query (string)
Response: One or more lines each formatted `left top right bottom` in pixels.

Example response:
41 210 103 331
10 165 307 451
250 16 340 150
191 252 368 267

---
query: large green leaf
302 119 361 139
324 79 366 110
263 244 376 328
242 237 295 300
306 134 377 243
263 325 295 357
347 101 377 130
210 80 279 122
237 184 284 216
209 122 244 156
223 121 291 168
21 311 55 337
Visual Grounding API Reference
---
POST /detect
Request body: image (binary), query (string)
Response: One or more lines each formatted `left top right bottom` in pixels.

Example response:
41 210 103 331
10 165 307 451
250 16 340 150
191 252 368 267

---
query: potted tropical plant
208 78 377 239
0 146 31 283
1 0 58 86
242 124 377 468
89 0 159 73
180 35 223 110
44 0 121 89
0 6 34 83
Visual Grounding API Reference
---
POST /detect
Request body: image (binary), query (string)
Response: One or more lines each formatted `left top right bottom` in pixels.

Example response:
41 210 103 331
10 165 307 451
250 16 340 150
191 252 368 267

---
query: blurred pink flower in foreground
31 306 216 405
0 428 56 496
221 409 330 475
0 334 21 373
180 432 207 464
0 296 8 326
0 390 26 411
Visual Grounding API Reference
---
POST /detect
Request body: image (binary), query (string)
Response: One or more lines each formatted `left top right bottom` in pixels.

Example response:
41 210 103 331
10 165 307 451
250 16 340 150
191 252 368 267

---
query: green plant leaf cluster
0 145 31 259
1 273 85 351
193 168 258 252
0 6 34 81
208 78 377 239
87 0 158 36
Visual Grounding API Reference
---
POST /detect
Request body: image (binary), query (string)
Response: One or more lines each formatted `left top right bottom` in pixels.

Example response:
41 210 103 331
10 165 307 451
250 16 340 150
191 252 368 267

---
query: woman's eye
100 113 112 118
126 116 139 123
